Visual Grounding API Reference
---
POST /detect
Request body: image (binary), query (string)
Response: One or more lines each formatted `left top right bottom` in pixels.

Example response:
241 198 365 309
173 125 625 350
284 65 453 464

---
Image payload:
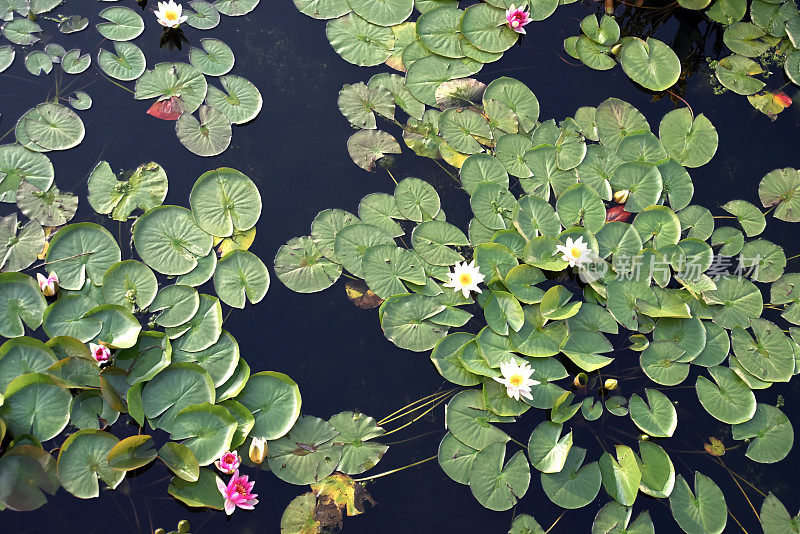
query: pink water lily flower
89 343 111 365
215 451 241 474
217 470 258 515
505 4 531 34
37 272 58 297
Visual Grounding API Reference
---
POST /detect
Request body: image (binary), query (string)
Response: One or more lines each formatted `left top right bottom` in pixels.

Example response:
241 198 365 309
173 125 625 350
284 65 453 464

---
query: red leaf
772 91 792 108
146 96 185 120
606 205 631 223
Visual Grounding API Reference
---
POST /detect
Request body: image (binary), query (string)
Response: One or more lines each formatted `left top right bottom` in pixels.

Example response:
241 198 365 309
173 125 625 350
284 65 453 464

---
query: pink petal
224 500 236 515
216 477 228 494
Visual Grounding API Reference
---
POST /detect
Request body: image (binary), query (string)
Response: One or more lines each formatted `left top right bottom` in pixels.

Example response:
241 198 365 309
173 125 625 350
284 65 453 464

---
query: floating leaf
274 236 342 293
189 38 234 76
731 403 793 463
97 42 145 81
185 0 220 29
96 6 144 41
213 250 270 308
133 206 213 276
2 18 41 45
135 63 208 114
669 473 727 534
0 373 70 442
205 75 262 125
541 446 601 509
347 129 401 171
326 13 394 67
267 415 342 485
176 106 232 157
88 161 168 221
20 103 85 152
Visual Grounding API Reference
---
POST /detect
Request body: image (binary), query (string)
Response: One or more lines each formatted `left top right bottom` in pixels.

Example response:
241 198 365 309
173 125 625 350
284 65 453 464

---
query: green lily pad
97 42 145 81
541 446 602 509
213 250 269 308
205 75 263 125
189 38 234 76
758 168 800 222
416 6 465 58
347 129 401 171
176 106 232 157
185 0 220 29
141 363 215 432
96 6 143 41
469 442 530 511
21 103 85 152
135 62 208 114
266 415 342 485
599 445 641 507
0 445 58 511
57 430 124 499
722 199 766 237
380 293 448 351
556 183 606 231
213 0 259 16
527 421 572 473
88 161 167 221
658 108 718 168
170 402 237 466
705 274 762 329
159 441 200 482
2 18 41 45
405 54 477 106
731 403 793 463
0 215 43 272
461 3 519 54
669 473 727 534
167 467 223 508
0 144 53 203
628 389 677 437
326 13 394 67
329 411 387 474
101 260 158 311
237 371 301 440
760 493 800 533
438 432 480 484
592 502 655 534
0 373 69 441
696 365 756 424
445 389 509 449
723 22 771 57
637 440 675 498
24 51 52 76
133 206 213 276
731 318 794 382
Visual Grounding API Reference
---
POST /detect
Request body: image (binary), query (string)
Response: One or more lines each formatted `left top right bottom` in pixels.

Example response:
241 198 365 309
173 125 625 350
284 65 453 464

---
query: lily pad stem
786 253 800 261
433 159 461 186
545 511 566 534
666 90 693 118
97 70 136 95
351 455 437 483
377 388 457 426
379 394 452 437
386 168 398 186
28 251 94 270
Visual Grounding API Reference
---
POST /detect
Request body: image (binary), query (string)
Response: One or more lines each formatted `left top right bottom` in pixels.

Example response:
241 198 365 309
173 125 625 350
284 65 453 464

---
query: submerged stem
377 388 456 426
380 393 452 437
386 168 399 186
545 511 566 534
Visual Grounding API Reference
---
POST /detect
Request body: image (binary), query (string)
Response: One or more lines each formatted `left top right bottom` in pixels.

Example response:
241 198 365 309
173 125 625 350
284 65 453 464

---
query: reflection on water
1 0 799 532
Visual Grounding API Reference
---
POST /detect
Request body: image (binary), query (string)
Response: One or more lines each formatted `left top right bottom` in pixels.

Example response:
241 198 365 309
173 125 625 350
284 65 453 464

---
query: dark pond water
2 0 800 532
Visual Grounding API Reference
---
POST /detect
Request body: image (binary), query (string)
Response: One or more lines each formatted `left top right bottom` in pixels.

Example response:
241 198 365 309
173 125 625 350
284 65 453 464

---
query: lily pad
266 415 342 485
696 365 756 424
135 63 208 114
133 206 213 276
57 430 124 499
469 442 530 511
658 109 718 168
97 42 145 81
213 250 269 308
541 446 602 509
21 103 84 152
0 373 70 442
628 389 677 437
176 106 232 157
326 13 394 67
46 223 121 290
669 473 727 534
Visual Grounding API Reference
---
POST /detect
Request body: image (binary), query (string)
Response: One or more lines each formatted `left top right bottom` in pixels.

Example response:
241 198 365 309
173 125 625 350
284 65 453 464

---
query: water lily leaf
188 38 234 77
81 304 141 349
145 286 198 330
267 415 342 485
416 5 464 58
459 154 509 198
435 78 486 111
628 389 677 437
338 82 394 129
785 50 800 85
368 72 424 119
2 18 41 45
41 295 100 342
461 3 518 54
326 13 394 66
329 411 387 475
188 167 260 238
652 315 705 361
107 435 158 471
362 244 426 298
176 106 232 157
0 337 56 392
439 108 491 154
57 430 124 498
715 54 765 95
739 239 786 283
133 206 213 276
576 35 616 70
185 0 220 29
160 441 200 482
16 181 77 227
68 91 92 111
280 493 319 533
170 402 237 466
167 467 223 508
0 144 53 203
412 220 468 266
637 441 675 498
438 431 479 484
120 331 171 385
96 6 144 41
405 54 477 106
380 293 448 351
541 446 602 509
581 13 620 45
731 318 794 382
731 403 793 463
0 215 43 272
619 37 680 91
172 328 238 387
760 493 800 533
21 103 84 152
0 445 58 511
556 182 606 231
592 502 655 534
213 0 259 16
705 274 762 329
166 294 222 352
0 373 69 441
658 109 718 168
595 98 649 151
142 363 215 432
721 199 765 237
639 340 689 385
445 389 509 449
469 442 530 511
203 75 262 126
24 51 52 76
97 42 145 81
237 371 301 440
723 22 771 57
213 250 269 308
333 223 394 277
88 161 167 221
669 473 727 534
58 15 89 33
0 273 43 337
430 332 481 386
101 260 158 311
135 63 208 114
484 77 539 133
527 421 572 473
347 129 401 171
293 0 350 18
758 168 800 222
275 236 342 293
696 365 756 424
599 445 641 506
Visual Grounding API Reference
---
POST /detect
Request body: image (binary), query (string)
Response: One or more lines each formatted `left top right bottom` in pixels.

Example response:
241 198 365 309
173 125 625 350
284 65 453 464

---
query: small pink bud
89 343 111 364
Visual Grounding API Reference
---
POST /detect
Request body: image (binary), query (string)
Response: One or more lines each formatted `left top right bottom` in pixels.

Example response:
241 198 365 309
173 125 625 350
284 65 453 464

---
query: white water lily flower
154 0 188 27
556 236 592 268
443 259 485 298
493 359 539 401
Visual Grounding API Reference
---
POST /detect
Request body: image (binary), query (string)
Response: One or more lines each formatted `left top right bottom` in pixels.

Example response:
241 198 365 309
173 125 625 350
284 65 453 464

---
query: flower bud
604 378 618 390
249 437 267 464
613 190 630 204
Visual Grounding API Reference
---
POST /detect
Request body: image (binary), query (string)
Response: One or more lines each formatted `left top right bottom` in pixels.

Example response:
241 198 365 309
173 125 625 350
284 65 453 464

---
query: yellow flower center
459 273 473 286
508 374 523 387
165 9 178 20
570 247 582 258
